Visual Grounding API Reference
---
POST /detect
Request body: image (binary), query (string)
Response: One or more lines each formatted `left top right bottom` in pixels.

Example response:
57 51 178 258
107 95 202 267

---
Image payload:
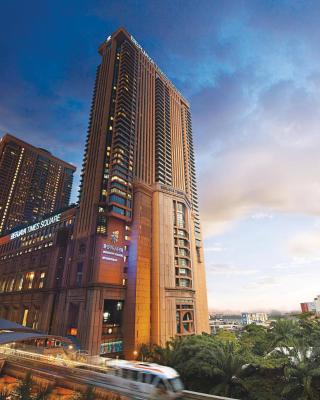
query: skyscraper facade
57 27 209 357
0 134 76 234
0 28 209 358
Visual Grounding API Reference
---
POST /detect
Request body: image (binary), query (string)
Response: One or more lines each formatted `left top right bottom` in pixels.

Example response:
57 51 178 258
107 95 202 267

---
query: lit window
39 272 46 289
22 308 29 327
18 276 24 291
26 272 35 289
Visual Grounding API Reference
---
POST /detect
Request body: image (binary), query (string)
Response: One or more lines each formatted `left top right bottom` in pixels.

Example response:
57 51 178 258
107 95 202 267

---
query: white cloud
288 231 320 256
251 212 274 220
196 78 320 237
208 263 257 276
204 243 226 252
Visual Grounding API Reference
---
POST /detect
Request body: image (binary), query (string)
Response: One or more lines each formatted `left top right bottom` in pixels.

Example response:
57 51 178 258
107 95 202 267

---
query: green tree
240 324 271 356
72 385 96 400
215 330 238 344
15 371 33 400
271 319 299 347
209 342 249 398
281 340 320 400
0 389 9 400
162 335 220 393
150 338 184 367
34 384 53 400
138 343 158 362
298 317 320 347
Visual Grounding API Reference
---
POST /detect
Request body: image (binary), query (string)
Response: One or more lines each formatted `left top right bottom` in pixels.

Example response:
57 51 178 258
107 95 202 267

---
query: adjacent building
0 207 76 330
0 27 209 358
300 296 320 314
241 312 268 325
0 134 76 234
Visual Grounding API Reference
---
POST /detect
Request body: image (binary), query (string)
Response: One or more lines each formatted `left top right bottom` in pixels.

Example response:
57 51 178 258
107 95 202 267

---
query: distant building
241 312 268 325
300 302 316 313
300 295 320 313
0 134 76 234
209 314 244 335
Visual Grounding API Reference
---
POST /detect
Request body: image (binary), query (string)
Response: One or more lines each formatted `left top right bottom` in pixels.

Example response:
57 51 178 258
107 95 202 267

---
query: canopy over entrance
0 318 72 345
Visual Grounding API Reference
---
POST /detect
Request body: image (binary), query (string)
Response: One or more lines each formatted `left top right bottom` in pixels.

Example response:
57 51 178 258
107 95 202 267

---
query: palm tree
271 319 299 347
34 384 53 400
138 343 154 362
0 389 9 400
72 385 96 400
281 340 320 399
209 342 249 398
15 371 33 400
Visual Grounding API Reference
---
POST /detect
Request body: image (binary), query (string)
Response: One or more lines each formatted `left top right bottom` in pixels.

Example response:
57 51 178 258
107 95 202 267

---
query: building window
7 278 15 292
17 276 24 291
174 202 186 229
32 309 40 329
179 248 188 256
109 194 127 207
196 246 201 263
39 272 46 289
176 303 194 335
177 258 188 267
26 272 35 289
22 308 29 327
179 278 191 287
109 205 125 216
76 262 83 286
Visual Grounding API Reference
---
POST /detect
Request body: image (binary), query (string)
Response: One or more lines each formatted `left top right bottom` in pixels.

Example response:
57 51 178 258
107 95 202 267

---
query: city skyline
1 0 320 312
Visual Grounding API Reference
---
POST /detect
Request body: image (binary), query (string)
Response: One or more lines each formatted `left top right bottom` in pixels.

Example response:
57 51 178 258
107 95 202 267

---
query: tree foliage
72 386 97 400
143 316 320 399
15 371 33 400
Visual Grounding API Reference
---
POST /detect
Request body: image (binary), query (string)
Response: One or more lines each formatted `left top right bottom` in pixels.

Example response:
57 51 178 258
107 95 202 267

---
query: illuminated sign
100 340 123 354
10 213 62 240
102 243 124 262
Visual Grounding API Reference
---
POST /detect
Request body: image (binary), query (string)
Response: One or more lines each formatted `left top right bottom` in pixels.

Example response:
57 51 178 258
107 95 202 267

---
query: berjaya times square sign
10 213 62 240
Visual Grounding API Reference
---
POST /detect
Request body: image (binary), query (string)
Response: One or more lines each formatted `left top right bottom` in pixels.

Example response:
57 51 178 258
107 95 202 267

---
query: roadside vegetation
139 314 320 400
0 371 123 400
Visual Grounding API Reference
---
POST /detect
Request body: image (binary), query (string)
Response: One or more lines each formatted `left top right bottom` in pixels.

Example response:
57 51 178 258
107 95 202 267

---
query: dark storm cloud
1 0 320 219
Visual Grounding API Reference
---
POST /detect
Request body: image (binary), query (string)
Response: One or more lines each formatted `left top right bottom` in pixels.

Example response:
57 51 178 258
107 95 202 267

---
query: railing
183 390 238 400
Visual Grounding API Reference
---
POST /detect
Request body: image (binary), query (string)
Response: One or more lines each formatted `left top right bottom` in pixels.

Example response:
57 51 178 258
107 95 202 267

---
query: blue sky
1 0 320 312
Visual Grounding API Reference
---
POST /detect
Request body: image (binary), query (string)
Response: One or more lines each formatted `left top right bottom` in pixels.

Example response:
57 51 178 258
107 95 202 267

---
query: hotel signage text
102 243 124 262
10 213 62 240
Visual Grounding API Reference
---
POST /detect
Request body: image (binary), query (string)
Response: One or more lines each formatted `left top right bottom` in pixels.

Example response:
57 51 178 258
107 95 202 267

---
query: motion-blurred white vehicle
77 360 184 399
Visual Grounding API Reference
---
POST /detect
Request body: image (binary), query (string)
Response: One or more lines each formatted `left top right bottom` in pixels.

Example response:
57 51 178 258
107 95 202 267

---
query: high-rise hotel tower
0 134 75 235
59 27 209 356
